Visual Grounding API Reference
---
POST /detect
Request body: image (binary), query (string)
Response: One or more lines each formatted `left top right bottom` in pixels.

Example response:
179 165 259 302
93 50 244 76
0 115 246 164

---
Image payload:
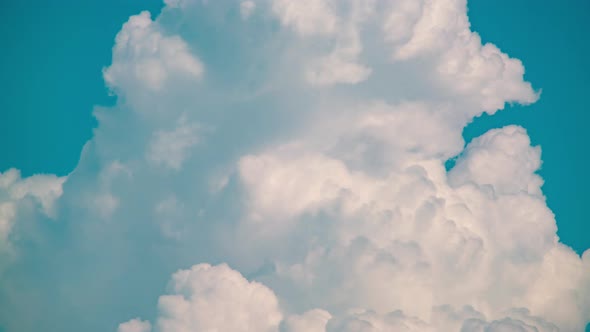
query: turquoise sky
467 0 590 256
1 0 587 254
0 0 162 175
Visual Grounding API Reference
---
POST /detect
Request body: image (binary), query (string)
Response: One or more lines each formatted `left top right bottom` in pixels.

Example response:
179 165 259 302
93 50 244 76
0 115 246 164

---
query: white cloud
118 319 151 332
281 309 332 332
121 263 283 332
0 169 64 257
103 11 203 94
272 0 374 86
271 0 339 37
2 169 65 218
238 147 376 224
235 124 585 329
1 1 588 332
449 125 544 196
382 0 538 112
320 306 560 332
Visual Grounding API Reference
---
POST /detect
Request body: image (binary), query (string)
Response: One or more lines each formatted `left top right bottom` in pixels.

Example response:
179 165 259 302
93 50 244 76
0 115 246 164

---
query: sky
0 0 162 175
0 1 589 332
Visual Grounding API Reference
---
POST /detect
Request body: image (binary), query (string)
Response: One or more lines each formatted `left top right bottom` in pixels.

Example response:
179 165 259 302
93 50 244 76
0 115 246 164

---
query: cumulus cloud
103 11 203 94
118 319 152 332
383 0 538 112
0 169 64 259
120 263 282 332
320 306 560 332
281 309 332 332
449 125 544 196
1 1 588 332
271 0 339 37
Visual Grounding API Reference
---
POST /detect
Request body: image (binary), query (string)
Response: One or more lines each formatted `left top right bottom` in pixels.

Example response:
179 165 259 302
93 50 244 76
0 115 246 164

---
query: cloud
305 48 371 86
233 123 578 326
383 0 539 112
0 169 64 260
0 1 588 332
146 116 201 171
240 1 256 19
320 306 560 332
449 125 544 196
103 11 203 94
118 319 152 332
271 0 339 37
120 263 282 332
281 309 332 332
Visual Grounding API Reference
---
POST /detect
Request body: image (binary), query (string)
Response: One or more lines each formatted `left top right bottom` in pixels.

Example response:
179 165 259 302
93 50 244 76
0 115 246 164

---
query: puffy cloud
0 169 65 218
103 11 203 94
303 5 373 86
319 306 559 332
383 0 538 112
449 125 544 196
281 309 332 332
235 124 584 329
118 319 152 332
121 263 282 332
0 169 64 258
271 0 374 86
326 310 434 332
271 0 339 37
238 147 376 224
0 1 588 332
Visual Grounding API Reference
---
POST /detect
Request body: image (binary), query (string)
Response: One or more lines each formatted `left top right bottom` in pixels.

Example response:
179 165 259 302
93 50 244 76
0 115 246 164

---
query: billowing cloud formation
0 1 588 332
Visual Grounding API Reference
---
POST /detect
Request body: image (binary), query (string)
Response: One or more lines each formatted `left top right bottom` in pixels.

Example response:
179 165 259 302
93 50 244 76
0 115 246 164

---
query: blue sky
0 1 589 331
0 0 161 175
